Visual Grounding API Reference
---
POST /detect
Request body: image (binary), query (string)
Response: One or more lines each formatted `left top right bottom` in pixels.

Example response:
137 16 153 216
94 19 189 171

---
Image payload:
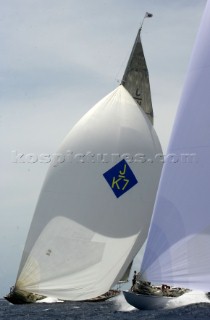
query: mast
122 17 153 124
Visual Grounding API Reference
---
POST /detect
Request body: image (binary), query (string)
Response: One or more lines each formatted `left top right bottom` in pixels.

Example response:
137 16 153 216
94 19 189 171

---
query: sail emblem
103 159 138 198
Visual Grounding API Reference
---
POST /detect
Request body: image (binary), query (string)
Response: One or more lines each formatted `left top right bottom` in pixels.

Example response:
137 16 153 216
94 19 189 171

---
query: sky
0 0 207 298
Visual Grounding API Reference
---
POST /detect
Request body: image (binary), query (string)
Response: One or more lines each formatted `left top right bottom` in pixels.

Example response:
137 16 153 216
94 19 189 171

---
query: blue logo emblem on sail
103 159 138 198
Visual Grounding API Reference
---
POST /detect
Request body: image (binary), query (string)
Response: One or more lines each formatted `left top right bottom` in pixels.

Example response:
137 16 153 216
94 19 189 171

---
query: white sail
141 0 210 291
15 85 162 301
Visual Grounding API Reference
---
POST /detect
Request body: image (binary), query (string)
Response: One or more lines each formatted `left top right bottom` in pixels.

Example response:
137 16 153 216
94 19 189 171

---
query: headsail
122 28 153 124
14 85 162 301
118 262 132 283
141 0 210 291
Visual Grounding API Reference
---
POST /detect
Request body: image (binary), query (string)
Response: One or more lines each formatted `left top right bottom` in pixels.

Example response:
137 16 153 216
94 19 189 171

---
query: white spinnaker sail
141 1 210 291
16 85 162 300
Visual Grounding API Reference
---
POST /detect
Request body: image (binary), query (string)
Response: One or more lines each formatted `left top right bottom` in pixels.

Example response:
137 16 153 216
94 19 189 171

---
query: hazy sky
0 0 206 297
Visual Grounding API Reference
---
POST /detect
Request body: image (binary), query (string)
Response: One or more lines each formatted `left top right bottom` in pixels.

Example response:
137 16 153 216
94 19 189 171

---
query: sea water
1 292 210 320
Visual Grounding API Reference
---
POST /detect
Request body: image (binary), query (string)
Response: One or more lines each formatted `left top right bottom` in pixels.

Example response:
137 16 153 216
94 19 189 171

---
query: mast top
140 12 153 32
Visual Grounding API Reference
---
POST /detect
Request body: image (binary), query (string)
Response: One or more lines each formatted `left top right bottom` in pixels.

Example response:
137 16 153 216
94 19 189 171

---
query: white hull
123 290 174 310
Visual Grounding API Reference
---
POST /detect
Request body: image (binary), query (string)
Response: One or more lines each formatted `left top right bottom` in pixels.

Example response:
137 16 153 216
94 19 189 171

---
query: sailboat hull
84 290 120 302
123 290 174 310
4 288 120 304
4 289 45 304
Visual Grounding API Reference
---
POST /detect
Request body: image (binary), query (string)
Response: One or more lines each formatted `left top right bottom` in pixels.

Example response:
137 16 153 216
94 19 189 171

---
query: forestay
141 0 210 291
16 85 162 300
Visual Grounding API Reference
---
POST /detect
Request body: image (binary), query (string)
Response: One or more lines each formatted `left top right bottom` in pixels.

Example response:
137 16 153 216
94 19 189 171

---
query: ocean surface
1 292 210 320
